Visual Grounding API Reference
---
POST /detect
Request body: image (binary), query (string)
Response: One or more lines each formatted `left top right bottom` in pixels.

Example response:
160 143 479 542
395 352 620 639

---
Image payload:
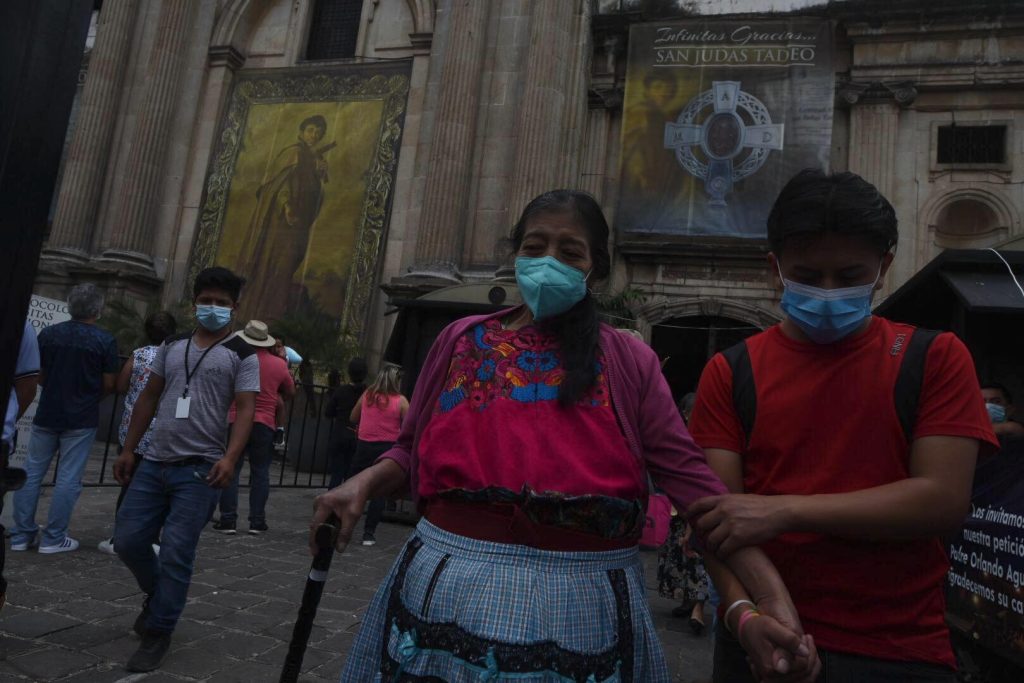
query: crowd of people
0 169 1019 680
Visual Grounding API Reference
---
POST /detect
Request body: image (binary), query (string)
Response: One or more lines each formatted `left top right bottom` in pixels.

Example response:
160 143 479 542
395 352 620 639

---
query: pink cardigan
378 307 728 513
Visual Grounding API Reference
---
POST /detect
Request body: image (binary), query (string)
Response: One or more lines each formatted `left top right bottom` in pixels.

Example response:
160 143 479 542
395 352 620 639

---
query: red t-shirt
689 317 998 668
229 348 294 429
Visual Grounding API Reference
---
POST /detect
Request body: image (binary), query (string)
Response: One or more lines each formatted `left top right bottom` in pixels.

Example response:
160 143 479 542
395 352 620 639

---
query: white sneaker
97 538 116 555
10 537 37 552
152 543 160 556
38 537 79 554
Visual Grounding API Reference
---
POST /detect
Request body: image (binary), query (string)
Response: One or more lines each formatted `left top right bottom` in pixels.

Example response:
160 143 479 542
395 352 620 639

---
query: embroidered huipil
417 319 646 539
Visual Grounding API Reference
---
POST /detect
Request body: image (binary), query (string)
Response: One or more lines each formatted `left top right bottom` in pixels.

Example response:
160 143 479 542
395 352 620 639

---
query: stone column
847 102 899 200
96 0 199 270
506 0 576 216
45 0 138 262
409 0 491 281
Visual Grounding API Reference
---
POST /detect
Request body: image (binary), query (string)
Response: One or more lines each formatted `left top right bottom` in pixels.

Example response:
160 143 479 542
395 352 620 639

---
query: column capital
837 80 917 108
208 45 245 71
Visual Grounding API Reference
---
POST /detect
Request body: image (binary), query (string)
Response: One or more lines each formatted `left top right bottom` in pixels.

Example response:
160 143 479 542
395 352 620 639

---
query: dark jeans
327 427 356 489
114 458 220 634
713 621 956 683
218 423 274 525
348 440 391 537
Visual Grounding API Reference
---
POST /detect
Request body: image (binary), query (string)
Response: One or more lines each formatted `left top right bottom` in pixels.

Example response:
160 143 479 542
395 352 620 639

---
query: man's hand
689 493 794 556
206 459 236 489
113 451 137 486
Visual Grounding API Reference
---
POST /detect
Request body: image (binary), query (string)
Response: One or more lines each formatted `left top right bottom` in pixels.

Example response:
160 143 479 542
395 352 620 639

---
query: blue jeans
218 423 273 525
11 425 96 547
114 458 220 634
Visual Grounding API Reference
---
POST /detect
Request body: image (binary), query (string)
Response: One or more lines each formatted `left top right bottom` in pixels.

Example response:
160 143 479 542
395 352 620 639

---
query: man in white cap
213 320 295 534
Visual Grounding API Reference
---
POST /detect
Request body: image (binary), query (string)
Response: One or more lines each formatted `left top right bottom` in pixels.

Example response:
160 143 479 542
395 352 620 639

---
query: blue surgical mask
515 256 589 320
986 402 1007 424
195 304 232 331
778 264 879 344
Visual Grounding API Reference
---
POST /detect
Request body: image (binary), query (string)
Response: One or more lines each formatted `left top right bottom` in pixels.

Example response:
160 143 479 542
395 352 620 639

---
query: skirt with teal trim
339 519 670 682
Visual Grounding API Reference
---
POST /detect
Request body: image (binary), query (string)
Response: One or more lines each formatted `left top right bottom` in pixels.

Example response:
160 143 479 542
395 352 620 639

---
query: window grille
306 0 362 61
936 125 1006 165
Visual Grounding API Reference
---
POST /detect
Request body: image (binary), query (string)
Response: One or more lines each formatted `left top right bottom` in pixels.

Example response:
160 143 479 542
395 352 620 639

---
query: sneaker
97 538 116 555
211 520 236 535
126 629 172 672
361 534 376 547
38 537 79 554
273 427 286 446
152 543 161 556
133 596 152 637
248 523 269 535
9 536 37 552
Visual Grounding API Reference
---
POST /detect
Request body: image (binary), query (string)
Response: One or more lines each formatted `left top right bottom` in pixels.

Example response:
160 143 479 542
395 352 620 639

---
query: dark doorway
651 315 761 402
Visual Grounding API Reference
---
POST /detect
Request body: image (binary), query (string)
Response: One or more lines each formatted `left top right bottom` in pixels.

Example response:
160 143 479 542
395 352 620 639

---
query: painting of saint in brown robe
237 115 334 322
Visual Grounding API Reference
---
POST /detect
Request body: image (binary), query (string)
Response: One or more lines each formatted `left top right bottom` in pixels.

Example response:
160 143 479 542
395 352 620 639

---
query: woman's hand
309 474 371 555
689 493 795 556
739 614 820 683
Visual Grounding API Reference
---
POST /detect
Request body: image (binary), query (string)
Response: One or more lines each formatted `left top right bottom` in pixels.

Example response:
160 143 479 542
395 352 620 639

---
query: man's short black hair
767 169 898 255
347 357 368 384
981 381 1013 405
193 267 245 303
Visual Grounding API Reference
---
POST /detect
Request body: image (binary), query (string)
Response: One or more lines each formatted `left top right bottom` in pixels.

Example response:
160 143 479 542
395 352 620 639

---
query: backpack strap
893 328 941 443
721 340 756 446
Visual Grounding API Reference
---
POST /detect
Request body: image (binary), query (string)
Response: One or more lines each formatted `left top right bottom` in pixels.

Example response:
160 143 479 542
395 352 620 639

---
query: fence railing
41 383 342 489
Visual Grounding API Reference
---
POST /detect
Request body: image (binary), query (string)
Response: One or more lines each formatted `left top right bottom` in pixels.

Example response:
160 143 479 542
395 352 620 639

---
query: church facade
35 0 1024 391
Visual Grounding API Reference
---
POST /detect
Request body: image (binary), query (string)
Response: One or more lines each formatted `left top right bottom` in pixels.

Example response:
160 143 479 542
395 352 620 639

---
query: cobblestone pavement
1 486 713 682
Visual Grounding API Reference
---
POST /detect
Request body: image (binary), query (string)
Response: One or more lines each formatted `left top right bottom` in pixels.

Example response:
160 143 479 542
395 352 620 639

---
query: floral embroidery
438 319 610 414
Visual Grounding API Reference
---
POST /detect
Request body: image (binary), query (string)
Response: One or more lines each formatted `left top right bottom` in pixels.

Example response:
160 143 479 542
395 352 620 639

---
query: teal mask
195 304 232 331
515 256 588 320
986 402 1007 424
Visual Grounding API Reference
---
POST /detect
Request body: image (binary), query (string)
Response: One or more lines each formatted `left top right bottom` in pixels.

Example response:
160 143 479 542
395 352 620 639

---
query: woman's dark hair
766 169 898 255
510 189 611 407
193 266 245 303
144 311 177 345
347 357 368 384
299 115 327 133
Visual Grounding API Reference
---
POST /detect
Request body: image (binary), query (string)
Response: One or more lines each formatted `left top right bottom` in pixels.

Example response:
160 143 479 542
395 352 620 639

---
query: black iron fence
38 383 341 489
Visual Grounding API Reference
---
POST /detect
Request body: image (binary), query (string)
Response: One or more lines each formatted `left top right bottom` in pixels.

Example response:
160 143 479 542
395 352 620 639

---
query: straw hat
238 320 276 347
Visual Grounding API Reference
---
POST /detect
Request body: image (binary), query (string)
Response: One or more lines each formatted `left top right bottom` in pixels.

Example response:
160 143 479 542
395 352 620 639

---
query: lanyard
183 330 229 397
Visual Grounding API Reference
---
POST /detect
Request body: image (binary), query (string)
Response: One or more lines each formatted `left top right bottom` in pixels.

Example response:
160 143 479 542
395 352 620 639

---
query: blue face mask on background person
778 264 880 344
515 256 588 320
195 304 232 331
986 402 1007 424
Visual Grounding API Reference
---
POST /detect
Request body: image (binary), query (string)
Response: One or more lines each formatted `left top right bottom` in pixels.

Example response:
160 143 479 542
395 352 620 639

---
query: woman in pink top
348 364 407 546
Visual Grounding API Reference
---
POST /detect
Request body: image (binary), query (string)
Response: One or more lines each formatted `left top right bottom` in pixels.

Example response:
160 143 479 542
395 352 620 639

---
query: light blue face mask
195 304 232 331
778 264 880 344
986 402 1007 424
515 256 588 320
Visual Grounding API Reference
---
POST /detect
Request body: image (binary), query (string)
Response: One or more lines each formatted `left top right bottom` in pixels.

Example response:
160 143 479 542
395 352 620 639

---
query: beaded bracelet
737 609 761 641
723 599 756 633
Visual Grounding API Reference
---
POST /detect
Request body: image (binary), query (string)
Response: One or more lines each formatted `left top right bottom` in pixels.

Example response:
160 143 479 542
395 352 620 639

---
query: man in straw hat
213 320 295 535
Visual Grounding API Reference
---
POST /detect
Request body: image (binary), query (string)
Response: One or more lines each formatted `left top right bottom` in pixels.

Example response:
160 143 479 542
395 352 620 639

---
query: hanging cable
987 247 1024 299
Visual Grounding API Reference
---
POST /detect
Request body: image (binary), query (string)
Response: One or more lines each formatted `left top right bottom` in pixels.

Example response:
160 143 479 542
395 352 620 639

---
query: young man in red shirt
688 169 998 681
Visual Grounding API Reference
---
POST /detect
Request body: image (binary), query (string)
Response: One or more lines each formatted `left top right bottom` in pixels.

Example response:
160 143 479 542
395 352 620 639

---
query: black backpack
721 327 941 446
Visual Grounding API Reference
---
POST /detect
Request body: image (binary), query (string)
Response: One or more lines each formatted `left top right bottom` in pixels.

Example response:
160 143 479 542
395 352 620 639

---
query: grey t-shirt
148 332 260 462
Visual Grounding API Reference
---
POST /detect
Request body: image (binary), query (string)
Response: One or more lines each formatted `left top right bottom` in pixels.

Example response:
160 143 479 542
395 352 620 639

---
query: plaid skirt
340 519 669 682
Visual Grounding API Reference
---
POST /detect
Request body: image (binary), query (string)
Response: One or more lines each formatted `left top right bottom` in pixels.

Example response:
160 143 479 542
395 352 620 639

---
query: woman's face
517 211 593 278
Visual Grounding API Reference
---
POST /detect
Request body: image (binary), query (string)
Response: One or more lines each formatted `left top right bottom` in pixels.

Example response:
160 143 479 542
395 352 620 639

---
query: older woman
311 190 818 682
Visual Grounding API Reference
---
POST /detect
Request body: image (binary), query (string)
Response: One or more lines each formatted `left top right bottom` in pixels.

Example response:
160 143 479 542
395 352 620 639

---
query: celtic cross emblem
663 81 784 208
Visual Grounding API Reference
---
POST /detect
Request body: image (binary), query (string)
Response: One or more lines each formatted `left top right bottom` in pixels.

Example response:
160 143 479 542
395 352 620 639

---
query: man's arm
102 372 117 396
691 437 979 555
207 391 256 488
13 376 37 420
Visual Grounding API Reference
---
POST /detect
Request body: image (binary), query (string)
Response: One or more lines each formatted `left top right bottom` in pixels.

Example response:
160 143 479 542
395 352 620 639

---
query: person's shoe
9 536 37 552
248 522 269 535
671 601 695 619
211 520 236 535
361 533 376 547
38 537 79 554
97 538 116 555
126 629 172 672
152 543 161 556
133 596 152 637
689 616 705 636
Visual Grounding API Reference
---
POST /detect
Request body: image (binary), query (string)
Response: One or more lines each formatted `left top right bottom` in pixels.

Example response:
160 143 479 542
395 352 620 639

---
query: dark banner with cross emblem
618 20 834 239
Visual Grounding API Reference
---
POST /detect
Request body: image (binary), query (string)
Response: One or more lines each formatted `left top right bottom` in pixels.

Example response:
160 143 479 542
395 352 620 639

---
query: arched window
306 0 363 61
929 192 1012 249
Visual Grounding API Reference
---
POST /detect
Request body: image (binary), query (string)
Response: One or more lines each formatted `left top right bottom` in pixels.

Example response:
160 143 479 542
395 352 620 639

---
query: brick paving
1 486 713 682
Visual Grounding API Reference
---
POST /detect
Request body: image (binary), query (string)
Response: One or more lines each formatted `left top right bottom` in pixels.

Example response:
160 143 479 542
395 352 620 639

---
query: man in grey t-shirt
112 267 259 673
